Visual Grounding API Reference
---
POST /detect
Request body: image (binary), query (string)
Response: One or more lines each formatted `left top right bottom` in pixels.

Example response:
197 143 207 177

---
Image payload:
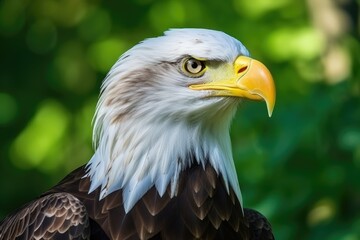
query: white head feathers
85 29 250 212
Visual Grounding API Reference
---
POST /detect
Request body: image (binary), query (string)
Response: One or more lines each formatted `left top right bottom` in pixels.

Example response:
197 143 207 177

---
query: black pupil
191 61 199 69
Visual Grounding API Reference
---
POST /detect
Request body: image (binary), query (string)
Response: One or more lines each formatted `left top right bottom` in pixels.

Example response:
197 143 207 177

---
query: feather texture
1 163 274 239
0 193 90 239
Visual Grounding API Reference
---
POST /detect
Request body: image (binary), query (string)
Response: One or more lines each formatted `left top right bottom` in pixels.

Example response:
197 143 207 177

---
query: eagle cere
0 28 276 239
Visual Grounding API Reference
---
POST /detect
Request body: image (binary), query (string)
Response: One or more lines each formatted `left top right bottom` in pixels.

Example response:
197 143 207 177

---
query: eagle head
85 28 276 212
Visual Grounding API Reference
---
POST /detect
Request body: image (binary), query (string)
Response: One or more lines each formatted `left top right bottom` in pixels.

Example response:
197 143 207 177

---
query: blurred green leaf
10 100 69 170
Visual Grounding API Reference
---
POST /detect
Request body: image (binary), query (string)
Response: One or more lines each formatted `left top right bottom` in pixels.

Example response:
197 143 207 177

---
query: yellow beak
189 56 276 117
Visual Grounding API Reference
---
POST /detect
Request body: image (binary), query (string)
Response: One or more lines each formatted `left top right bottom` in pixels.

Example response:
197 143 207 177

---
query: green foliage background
0 0 359 239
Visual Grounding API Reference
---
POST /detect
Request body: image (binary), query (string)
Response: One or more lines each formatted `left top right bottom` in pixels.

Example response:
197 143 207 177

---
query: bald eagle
0 29 275 239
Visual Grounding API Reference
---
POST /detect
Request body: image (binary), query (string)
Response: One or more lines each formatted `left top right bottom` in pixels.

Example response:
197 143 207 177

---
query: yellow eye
183 58 206 76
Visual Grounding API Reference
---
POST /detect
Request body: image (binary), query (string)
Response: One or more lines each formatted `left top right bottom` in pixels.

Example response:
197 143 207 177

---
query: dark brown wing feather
1 163 274 240
244 208 275 240
44 163 274 239
0 193 90 240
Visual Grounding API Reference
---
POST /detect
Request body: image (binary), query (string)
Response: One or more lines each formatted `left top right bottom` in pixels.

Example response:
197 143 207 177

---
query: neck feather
85 115 242 213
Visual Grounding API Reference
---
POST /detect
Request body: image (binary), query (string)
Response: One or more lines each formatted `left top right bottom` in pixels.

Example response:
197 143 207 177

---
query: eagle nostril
238 66 248 74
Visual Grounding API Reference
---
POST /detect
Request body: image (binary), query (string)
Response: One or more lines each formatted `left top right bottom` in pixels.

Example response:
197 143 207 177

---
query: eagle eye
182 58 206 77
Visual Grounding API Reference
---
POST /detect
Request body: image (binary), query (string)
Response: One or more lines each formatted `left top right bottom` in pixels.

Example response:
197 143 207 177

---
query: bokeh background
0 0 359 239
